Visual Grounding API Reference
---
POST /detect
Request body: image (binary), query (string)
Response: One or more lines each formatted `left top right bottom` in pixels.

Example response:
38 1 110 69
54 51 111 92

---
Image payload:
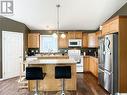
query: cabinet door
91 58 95 74
83 33 88 48
88 33 96 47
28 33 40 48
58 33 68 48
68 32 75 39
94 59 98 77
109 18 119 33
84 57 89 72
75 32 82 39
95 31 101 47
102 24 109 36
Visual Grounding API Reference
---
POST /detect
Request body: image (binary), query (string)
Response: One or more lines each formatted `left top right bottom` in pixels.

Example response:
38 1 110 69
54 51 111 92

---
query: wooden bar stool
26 67 46 95
55 66 71 95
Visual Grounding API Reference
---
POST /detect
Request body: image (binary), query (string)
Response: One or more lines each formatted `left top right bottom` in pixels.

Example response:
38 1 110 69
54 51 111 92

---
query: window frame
40 35 58 53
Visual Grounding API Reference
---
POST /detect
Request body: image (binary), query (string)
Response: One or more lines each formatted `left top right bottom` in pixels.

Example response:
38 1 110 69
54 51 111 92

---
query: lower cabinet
84 56 98 78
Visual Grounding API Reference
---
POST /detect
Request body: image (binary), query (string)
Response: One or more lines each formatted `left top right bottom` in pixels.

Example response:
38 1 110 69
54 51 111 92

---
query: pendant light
52 32 58 38
52 4 60 38
52 3 66 38
60 33 66 38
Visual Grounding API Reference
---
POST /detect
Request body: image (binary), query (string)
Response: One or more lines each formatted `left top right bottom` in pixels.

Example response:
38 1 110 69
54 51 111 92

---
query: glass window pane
40 35 58 53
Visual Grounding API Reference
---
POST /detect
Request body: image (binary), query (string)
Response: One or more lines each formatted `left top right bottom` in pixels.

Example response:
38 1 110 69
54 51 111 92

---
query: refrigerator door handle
104 70 112 75
99 68 104 72
99 68 112 75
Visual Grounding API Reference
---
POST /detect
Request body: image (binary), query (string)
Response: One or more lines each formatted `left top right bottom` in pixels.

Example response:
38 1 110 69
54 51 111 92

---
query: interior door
2 31 23 79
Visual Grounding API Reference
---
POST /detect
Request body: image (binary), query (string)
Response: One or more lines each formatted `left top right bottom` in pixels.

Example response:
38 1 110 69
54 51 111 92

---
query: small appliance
68 39 82 47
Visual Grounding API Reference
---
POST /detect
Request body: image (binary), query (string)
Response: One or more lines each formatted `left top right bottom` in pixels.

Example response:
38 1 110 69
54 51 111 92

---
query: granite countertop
28 59 77 65
83 55 98 58
26 54 68 58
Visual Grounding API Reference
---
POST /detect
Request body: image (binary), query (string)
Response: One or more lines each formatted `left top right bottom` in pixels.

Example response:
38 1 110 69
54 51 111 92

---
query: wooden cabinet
102 23 109 36
68 32 75 39
75 32 82 39
84 57 89 72
94 59 98 77
68 32 82 39
28 33 40 48
58 33 68 48
84 56 98 78
102 16 119 36
95 31 101 47
109 18 119 33
82 33 88 48
83 32 101 48
88 33 96 47
89 58 95 74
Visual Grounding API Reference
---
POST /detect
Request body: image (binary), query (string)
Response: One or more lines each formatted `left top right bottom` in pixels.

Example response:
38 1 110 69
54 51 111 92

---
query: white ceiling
3 0 127 30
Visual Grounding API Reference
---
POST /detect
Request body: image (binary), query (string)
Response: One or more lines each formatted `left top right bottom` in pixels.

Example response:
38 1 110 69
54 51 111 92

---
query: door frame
2 31 24 80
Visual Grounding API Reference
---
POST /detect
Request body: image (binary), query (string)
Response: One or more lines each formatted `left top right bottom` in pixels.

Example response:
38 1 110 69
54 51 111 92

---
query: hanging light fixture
52 4 60 38
60 33 66 38
52 3 66 38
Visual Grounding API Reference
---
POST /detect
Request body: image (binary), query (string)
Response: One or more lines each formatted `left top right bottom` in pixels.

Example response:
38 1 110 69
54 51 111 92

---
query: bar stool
55 66 71 95
26 67 46 95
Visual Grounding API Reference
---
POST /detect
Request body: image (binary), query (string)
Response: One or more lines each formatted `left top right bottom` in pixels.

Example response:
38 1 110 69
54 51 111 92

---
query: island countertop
27 58 77 91
28 58 76 65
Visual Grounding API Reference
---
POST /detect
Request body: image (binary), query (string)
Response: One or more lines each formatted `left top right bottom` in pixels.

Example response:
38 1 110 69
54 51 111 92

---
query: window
40 35 58 53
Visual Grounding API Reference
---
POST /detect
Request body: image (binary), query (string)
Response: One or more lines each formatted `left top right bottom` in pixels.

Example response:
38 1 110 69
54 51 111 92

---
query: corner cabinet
68 32 82 39
28 33 40 48
58 33 68 48
84 56 98 78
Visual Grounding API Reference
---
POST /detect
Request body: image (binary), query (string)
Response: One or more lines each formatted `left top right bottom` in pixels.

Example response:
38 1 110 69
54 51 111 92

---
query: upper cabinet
82 33 88 48
28 33 40 48
68 32 82 39
88 33 96 48
102 16 119 36
58 33 68 48
75 32 83 39
95 31 101 47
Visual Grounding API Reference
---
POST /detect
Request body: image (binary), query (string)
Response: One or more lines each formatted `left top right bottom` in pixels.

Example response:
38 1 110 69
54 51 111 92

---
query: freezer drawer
98 68 113 93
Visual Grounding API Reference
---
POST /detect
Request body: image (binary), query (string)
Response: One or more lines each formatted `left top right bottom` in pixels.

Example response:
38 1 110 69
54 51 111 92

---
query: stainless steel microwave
68 39 82 47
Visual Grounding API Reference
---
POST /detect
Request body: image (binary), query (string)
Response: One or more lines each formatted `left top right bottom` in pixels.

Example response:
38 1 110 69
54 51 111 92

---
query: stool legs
34 80 38 95
61 79 65 95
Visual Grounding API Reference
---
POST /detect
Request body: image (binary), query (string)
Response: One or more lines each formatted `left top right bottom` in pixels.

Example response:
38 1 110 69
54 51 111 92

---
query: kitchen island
27 59 77 91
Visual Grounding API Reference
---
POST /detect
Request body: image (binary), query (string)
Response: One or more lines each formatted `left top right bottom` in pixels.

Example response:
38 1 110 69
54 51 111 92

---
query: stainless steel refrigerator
98 33 118 94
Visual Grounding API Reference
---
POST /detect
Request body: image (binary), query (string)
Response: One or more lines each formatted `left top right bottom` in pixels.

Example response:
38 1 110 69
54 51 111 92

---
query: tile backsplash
27 48 39 56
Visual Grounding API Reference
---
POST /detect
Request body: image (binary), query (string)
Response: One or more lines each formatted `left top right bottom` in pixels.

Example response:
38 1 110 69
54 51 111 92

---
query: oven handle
76 59 81 64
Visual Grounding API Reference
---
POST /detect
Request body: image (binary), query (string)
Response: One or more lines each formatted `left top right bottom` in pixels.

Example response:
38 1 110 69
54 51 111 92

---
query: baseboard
0 76 19 81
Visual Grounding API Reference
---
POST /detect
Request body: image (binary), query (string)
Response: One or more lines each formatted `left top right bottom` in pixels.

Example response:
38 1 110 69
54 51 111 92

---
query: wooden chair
18 61 28 91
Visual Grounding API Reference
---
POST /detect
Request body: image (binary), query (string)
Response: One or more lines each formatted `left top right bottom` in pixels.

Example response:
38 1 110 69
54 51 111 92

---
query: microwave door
70 42 77 45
